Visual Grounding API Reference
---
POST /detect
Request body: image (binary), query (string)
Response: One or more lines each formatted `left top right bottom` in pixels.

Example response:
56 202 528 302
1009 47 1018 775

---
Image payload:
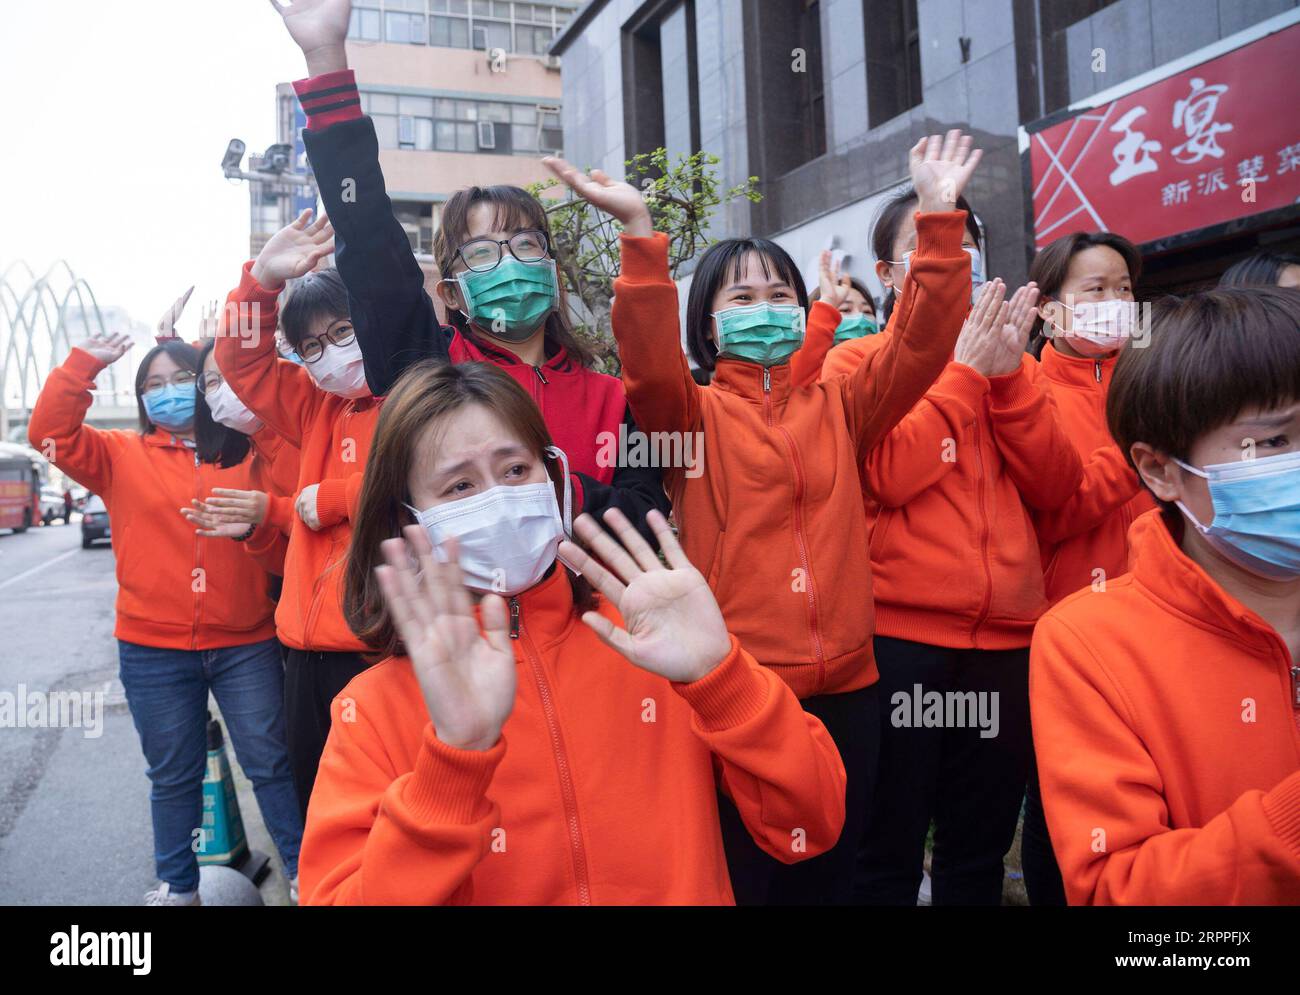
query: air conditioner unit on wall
477 120 497 150
540 54 561 70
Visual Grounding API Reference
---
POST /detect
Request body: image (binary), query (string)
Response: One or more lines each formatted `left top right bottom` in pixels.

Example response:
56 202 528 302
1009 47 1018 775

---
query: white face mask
1057 298 1139 357
205 380 264 435
405 446 574 597
307 338 371 398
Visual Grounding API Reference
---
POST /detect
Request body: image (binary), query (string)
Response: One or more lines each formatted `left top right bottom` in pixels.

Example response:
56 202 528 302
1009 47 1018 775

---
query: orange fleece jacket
610 214 970 697
1033 344 1155 604
821 340 1085 649
298 566 847 905
215 262 380 652
1030 510 1300 904
29 348 277 650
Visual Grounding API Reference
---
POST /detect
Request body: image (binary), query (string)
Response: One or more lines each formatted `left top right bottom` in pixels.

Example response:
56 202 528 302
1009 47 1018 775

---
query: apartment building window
865 0 923 126
361 91 562 155
798 1 826 161
350 1 575 54
393 201 437 255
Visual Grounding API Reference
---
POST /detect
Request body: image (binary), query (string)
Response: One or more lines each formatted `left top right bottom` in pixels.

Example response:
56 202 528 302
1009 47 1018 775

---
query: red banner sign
1028 21 1300 249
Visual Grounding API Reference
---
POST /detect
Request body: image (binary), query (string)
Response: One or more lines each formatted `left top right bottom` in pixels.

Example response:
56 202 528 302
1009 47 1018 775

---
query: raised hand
156 287 194 343
955 280 1039 377
269 0 352 75
819 250 852 310
250 210 335 292
910 129 983 214
75 330 133 366
180 489 268 539
375 528 517 752
558 509 731 684
541 156 653 238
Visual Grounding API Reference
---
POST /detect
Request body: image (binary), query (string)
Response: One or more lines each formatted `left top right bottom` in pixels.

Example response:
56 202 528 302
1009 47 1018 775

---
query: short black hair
1218 250 1300 288
281 267 350 349
194 339 252 468
134 340 199 435
685 238 808 371
1108 287 1300 478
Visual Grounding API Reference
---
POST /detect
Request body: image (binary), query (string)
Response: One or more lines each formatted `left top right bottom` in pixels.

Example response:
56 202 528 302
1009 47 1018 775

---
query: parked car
39 485 68 525
81 495 110 548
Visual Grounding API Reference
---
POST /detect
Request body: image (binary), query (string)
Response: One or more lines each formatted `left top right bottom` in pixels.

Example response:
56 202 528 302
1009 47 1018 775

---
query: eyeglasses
141 370 196 398
197 371 224 394
296 323 355 363
454 230 550 274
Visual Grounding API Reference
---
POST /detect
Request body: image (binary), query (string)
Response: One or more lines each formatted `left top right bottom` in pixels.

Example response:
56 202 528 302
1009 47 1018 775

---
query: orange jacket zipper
970 419 994 639
764 369 826 689
191 448 204 650
516 600 592 904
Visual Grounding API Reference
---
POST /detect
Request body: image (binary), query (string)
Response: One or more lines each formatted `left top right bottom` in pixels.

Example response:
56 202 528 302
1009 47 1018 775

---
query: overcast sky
0 1 308 340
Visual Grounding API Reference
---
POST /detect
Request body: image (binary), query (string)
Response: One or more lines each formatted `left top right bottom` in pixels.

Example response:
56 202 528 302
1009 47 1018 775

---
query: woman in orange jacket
822 187 1088 906
1019 230 1155 906
1032 286 1300 904
214 212 382 823
298 361 846 905
541 130 980 904
28 332 302 906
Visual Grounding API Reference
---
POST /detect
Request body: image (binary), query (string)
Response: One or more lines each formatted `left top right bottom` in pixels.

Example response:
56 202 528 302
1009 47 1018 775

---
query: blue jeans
118 638 303 892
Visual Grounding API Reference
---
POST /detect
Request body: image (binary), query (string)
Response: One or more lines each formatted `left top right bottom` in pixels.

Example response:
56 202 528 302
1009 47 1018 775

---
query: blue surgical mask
713 302 806 367
143 383 197 432
1173 450 1300 581
833 313 880 344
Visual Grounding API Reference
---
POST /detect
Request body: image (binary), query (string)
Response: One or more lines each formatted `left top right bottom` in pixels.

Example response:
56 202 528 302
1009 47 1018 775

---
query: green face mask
833 313 879 344
455 256 558 343
713 302 806 367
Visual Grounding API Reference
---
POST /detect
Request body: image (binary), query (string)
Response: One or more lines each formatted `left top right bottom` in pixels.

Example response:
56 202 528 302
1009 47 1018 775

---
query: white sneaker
144 882 201 906
289 875 299 905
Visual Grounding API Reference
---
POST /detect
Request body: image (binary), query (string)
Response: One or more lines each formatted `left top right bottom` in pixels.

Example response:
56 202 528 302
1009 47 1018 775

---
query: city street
0 521 289 905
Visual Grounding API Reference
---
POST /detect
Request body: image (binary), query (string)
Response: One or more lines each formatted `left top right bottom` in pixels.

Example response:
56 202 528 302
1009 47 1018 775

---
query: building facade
253 0 579 292
552 0 1300 303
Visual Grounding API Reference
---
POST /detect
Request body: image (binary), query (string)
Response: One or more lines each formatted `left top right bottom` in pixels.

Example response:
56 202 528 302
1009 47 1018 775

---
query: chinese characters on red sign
1028 21 1300 248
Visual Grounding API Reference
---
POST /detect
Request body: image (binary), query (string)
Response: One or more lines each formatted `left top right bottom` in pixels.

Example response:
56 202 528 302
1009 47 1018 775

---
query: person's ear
1130 443 1181 502
1038 299 1064 331
435 279 464 314
875 259 895 291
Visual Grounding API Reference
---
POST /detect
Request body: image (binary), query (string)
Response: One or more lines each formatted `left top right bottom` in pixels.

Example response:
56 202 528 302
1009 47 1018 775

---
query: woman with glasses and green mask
268 0 670 547
214 209 386 827
28 332 303 906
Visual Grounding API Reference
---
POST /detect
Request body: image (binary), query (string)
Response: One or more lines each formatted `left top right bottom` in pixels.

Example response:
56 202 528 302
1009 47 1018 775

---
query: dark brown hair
434 185 594 368
344 359 595 658
1107 287 1300 486
193 339 252 467
1028 230 1142 355
1218 250 1300 288
280 267 350 350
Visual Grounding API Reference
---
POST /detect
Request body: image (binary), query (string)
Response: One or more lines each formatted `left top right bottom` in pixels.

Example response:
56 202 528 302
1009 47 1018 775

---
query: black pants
1021 750 1068 906
284 649 372 823
856 636 1032 906
717 682 880 905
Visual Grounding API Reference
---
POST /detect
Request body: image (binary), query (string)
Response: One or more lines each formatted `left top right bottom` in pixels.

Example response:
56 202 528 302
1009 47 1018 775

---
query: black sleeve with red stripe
295 71 450 395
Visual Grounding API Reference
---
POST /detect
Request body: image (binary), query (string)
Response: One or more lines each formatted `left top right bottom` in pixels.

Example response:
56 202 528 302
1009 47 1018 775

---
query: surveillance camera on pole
220 138 315 191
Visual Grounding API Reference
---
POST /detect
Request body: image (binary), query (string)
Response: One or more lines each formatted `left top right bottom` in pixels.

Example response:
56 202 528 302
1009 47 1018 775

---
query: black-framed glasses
296 323 356 363
141 370 197 398
197 371 224 394
455 229 550 274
